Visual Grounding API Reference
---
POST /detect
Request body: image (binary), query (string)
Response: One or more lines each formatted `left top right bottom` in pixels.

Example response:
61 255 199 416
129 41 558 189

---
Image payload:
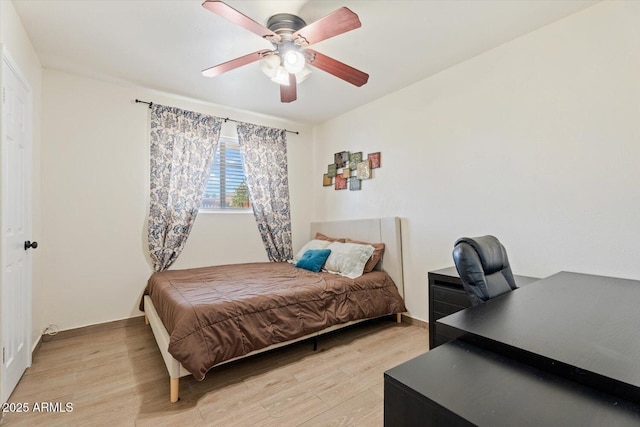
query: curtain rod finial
135 99 153 109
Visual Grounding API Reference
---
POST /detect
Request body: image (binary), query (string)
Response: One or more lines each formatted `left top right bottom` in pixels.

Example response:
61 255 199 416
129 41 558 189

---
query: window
201 136 251 210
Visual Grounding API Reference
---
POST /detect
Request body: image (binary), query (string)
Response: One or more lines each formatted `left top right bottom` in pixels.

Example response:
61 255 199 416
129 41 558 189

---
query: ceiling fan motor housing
267 13 307 38
266 13 308 74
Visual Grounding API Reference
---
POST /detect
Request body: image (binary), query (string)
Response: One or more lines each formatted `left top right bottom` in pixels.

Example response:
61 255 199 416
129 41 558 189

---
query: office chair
452 235 517 306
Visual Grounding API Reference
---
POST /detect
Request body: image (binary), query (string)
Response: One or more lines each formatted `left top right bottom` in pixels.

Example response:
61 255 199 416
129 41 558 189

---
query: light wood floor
4 317 428 426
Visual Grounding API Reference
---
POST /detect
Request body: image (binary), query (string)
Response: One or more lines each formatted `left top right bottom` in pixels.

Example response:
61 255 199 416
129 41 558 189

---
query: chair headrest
454 235 508 275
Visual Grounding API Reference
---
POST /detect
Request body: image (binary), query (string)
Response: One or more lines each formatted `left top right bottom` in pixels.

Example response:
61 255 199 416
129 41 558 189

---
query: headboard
309 217 404 298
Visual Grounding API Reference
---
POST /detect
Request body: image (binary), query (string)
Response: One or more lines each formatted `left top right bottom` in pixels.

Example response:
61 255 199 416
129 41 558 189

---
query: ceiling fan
201 0 369 103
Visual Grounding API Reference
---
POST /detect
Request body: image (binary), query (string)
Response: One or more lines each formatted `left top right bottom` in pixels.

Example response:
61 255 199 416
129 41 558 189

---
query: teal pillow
295 249 332 272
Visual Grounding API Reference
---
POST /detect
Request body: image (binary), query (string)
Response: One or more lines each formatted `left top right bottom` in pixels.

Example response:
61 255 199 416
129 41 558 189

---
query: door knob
24 241 38 250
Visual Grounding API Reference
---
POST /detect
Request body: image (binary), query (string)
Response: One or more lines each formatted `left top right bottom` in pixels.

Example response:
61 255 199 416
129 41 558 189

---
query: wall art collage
323 151 381 190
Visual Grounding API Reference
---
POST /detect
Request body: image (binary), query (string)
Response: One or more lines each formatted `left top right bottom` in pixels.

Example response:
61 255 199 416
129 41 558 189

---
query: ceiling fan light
259 54 280 78
271 66 290 86
283 50 306 74
295 67 312 84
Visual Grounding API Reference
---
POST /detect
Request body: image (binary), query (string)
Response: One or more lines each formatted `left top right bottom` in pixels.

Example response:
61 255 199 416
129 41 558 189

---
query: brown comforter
142 261 406 380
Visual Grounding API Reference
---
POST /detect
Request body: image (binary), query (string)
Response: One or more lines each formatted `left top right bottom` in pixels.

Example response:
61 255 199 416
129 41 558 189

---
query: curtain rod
135 99 299 135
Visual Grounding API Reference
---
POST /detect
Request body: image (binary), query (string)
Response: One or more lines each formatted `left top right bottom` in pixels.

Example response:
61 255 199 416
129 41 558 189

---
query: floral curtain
148 104 221 272
236 123 293 262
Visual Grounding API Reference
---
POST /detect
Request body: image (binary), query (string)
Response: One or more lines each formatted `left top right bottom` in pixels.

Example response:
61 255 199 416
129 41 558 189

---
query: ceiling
13 0 599 124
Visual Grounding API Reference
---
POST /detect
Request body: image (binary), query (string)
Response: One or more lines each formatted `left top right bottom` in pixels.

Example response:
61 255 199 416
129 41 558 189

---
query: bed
142 217 406 402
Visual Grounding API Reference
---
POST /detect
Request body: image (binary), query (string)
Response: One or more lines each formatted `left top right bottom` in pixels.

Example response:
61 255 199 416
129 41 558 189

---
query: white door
0 46 33 404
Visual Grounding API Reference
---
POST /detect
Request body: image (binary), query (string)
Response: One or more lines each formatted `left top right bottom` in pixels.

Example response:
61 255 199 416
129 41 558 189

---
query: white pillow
323 242 375 279
291 239 331 263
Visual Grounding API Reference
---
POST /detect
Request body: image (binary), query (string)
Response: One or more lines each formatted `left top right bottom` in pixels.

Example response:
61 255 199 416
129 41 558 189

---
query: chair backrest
452 235 517 306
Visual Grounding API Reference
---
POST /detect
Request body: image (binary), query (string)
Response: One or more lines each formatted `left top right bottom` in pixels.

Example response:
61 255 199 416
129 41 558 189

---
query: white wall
312 1 640 322
0 0 42 352
18 0 640 336
40 69 313 332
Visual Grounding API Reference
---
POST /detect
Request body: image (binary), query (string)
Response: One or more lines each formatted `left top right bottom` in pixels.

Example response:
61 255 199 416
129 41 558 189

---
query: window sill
198 209 253 214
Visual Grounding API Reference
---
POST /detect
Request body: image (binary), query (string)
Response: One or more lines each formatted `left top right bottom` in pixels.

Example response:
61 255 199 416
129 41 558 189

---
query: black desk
439 271 640 403
428 267 538 349
385 340 640 426
385 271 640 426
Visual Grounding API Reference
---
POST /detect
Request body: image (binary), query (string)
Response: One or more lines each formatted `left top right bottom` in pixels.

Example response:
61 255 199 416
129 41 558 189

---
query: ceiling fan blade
202 1 281 42
202 49 271 78
280 73 297 103
293 7 361 46
305 49 369 87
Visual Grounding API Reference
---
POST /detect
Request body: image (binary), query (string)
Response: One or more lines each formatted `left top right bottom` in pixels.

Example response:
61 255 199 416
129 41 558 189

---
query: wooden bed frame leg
397 313 402 324
145 314 149 325
170 378 179 403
